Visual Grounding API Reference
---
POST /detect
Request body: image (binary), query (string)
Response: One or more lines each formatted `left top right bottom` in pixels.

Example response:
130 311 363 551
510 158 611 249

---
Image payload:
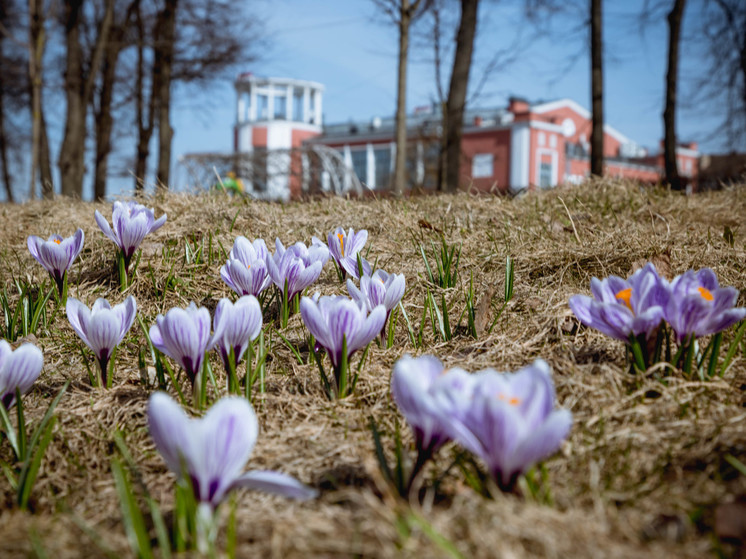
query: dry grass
0 178 745 558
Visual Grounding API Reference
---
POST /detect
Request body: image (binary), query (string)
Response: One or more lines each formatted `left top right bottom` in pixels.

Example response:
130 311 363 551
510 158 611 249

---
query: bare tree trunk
392 0 411 197
28 0 45 200
0 35 13 202
590 0 604 177
134 3 154 190
39 111 53 194
444 0 478 192
664 0 686 190
58 0 114 198
94 1 138 200
94 39 118 200
155 0 178 189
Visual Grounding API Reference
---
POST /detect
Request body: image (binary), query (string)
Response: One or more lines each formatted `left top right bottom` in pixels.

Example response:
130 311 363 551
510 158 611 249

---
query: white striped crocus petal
0 341 44 409
147 392 317 509
66 296 137 387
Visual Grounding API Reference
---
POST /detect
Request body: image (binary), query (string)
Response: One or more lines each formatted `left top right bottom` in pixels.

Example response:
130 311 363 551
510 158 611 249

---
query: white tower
234 74 324 199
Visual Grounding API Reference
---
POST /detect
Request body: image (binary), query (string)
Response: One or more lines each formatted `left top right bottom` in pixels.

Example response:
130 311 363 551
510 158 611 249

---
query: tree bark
94 1 138 200
0 33 13 202
590 0 604 177
133 2 154 190
664 0 686 190
392 0 411 197
58 0 114 198
444 0 478 192
39 111 53 195
155 0 178 189
28 0 45 199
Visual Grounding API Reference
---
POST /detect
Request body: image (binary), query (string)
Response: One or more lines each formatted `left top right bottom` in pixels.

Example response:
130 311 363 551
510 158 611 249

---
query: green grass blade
18 416 56 509
111 457 154 559
720 321 746 377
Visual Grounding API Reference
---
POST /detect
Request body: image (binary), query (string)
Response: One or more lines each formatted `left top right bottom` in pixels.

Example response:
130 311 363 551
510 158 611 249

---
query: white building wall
510 123 530 191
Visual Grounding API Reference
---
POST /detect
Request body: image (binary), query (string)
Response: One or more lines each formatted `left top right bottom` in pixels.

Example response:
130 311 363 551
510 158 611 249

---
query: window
257 94 268 120
274 93 287 119
293 89 304 122
351 149 367 184
472 153 493 178
374 147 392 189
539 161 552 188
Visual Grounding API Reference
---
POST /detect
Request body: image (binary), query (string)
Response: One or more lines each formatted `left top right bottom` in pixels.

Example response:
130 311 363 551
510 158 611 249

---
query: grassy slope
0 179 744 558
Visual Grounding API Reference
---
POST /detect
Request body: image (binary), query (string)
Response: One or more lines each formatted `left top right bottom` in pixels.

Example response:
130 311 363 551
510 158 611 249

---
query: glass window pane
374 147 392 189
351 149 367 184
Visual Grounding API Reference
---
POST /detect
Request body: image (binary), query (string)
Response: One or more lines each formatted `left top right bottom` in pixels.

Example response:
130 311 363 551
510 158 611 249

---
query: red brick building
230 75 699 198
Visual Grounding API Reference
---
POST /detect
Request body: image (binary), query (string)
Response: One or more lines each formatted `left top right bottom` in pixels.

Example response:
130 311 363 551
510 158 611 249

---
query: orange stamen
53 239 61 245
615 287 633 311
698 286 713 301
337 233 344 257
498 394 521 406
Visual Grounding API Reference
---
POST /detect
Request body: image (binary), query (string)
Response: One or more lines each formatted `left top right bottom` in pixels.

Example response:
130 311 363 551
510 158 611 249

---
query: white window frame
472 153 494 178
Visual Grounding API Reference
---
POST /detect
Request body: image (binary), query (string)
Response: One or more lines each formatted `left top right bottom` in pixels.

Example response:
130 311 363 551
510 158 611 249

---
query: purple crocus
300 295 386 396
27 228 85 296
665 268 746 343
327 227 372 280
301 295 386 369
220 236 272 297
148 393 316 549
440 359 572 492
0 341 44 409
95 201 167 269
149 303 221 388
66 296 137 388
211 296 263 373
267 238 326 300
391 354 476 489
569 263 669 342
347 269 405 336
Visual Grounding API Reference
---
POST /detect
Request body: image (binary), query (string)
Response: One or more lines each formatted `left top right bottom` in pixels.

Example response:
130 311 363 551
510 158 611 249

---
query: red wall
460 128 511 192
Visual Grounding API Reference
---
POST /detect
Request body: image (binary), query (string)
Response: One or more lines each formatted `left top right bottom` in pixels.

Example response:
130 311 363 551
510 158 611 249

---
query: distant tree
93 0 140 201
0 0 25 202
590 0 604 177
663 0 686 189
697 0 746 150
58 0 114 198
373 0 432 196
442 0 479 192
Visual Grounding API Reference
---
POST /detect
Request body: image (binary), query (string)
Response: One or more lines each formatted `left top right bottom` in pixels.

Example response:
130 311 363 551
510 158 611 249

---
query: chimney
474 116 483 126
508 96 529 115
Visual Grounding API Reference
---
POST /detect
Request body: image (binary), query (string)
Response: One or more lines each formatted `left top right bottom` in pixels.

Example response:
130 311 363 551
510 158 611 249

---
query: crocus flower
148 393 316 551
665 268 746 343
27 228 85 295
328 227 372 279
347 269 405 336
392 354 474 456
267 238 326 300
569 263 669 342
94 201 166 269
301 295 386 370
441 359 572 492
148 393 317 508
211 296 263 373
149 303 221 388
66 296 137 388
0 341 44 409
220 237 272 297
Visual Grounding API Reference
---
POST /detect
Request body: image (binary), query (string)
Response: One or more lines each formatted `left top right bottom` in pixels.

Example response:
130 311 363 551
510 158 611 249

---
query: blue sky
164 0 721 193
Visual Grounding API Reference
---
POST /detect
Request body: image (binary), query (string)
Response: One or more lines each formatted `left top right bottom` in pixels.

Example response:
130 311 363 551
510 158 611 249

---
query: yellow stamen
615 287 633 311
337 233 344 257
53 239 61 245
698 286 713 301
498 394 521 406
